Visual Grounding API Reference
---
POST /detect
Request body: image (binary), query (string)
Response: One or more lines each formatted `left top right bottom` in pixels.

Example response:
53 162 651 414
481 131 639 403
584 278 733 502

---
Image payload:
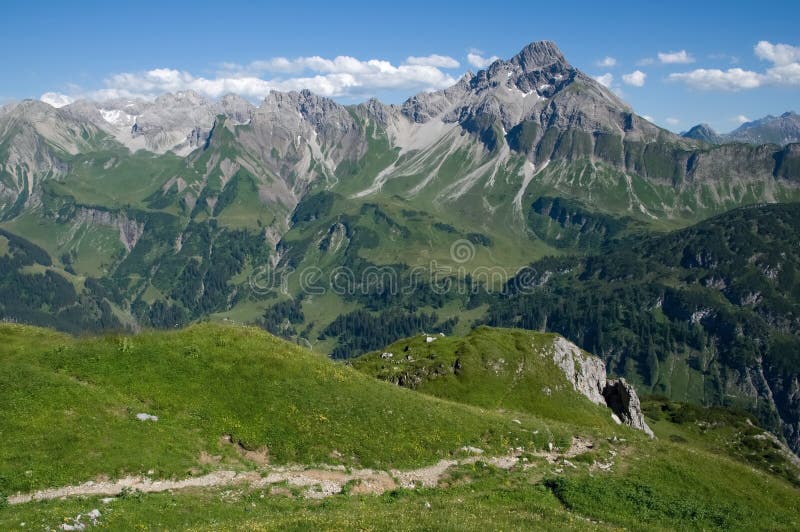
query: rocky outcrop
551 337 654 437
602 379 655 438
551 337 607 405
75 207 144 252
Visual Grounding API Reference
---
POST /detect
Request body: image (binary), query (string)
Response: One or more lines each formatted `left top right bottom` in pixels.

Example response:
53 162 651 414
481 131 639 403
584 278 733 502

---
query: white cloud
40 92 74 108
767 62 800 85
596 56 617 67
405 54 460 68
665 117 680 126
636 57 655 66
642 115 654 122
593 73 614 88
622 70 647 87
53 53 462 103
668 68 763 90
466 51 500 69
668 40 800 91
754 41 800 66
734 114 751 124
658 50 695 64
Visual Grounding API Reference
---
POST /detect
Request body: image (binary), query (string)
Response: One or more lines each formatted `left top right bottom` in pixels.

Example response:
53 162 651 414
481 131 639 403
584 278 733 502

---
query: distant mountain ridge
683 111 800 146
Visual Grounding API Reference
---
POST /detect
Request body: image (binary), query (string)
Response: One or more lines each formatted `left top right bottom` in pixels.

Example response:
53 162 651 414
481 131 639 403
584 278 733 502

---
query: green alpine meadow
1 2 800 528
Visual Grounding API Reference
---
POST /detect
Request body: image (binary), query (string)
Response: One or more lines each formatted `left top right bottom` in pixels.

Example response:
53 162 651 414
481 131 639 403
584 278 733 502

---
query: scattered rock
135 413 158 422
460 446 485 455
58 509 101 530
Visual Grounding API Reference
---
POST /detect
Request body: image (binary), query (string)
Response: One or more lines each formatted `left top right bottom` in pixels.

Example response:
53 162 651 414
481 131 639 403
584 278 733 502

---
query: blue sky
2 0 799 132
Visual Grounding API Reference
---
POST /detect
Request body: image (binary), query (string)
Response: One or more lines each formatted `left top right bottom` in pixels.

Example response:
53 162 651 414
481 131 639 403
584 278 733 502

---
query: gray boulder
603 378 655 438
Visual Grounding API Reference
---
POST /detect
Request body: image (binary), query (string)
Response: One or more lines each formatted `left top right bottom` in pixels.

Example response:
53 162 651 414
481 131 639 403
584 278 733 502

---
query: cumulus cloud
668 41 800 90
665 117 680 126
754 41 800 65
405 54 460 68
593 73 614 88
40 92 74 108
43 53 463 103
596 56 617 67
622 70 647 87
735 114 751 124
466 50 500 69
658 50 695 64
669 68 762 90
642 115 654 122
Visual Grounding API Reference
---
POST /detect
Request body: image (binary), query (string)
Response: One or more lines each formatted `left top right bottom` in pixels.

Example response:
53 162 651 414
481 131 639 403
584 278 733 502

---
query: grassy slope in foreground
0 322 564 495
0 324 798 529
352 326 617 429
2 400 799 531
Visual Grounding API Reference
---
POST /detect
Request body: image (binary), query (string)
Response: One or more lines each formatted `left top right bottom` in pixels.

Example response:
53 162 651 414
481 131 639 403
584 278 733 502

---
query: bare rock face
603 379 655 438
550 337 654 438
74 207 145 252
551 337 607 406
219 94 256 124
728 112 800 146
242 89 366 182
61 91 256 156
0 100 100 216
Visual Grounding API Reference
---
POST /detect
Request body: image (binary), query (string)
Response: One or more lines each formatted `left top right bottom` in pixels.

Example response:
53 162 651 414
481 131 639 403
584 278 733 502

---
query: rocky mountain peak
219 93 255 124
155 90 208 107
682 123 722 144
5 99 61 122
510 40 569 72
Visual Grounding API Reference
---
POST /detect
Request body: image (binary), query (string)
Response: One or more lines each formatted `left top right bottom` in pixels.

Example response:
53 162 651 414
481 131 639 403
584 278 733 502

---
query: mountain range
2 40 800 455
682 111 800 146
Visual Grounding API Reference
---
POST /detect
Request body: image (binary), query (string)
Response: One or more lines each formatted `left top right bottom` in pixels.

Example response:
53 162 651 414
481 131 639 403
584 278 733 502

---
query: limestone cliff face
603 379 655 438
551 337 607 405
73 207 145 252
551 337 654 437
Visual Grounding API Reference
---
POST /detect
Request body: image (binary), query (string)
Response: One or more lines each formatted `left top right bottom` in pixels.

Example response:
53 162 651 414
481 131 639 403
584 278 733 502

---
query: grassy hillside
0 322 558 495
0 324 798 530
352 327 616 429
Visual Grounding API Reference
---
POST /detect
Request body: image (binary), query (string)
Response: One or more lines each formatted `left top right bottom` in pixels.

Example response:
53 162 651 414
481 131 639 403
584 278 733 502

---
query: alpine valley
3 38 800 517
